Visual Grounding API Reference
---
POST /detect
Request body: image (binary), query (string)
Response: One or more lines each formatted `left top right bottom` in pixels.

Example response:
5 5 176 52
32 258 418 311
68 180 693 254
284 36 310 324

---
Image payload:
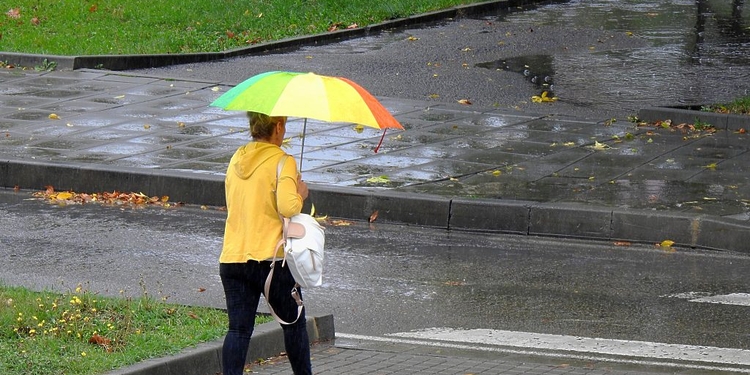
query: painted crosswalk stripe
336 329 750 374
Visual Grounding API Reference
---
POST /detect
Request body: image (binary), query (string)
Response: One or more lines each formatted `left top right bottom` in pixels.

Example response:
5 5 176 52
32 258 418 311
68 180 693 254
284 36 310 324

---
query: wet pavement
1 67 749 252
2 1 750 374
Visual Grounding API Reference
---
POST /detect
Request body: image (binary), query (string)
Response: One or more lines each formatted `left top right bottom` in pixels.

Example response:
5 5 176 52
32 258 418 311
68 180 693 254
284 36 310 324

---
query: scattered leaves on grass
6 8 21 19
88 333 113 352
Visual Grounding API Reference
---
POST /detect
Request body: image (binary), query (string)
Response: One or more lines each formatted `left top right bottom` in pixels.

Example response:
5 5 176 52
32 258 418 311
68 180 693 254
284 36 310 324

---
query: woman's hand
297 175 309 200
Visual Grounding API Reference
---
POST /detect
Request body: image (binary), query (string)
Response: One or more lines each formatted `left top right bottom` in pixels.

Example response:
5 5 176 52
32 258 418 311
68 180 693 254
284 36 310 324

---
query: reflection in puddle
476 54 555 96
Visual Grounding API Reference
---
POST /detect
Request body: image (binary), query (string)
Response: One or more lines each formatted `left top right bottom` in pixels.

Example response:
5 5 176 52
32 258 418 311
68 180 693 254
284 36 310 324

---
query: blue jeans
220 260 312 375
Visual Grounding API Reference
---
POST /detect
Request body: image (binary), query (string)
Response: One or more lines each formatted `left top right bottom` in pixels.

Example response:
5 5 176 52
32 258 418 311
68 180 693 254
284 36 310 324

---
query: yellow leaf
55 192 73 200
281 138 292 149
353 124 365 133
211 87 220 92
703 163 717 170
492 170 501 176
563 142 576 147
590 141 611 151
428 94 440 99
366 175 390 184
407 36 419 41
331 219 352 226
49 113 61 120
114 95 125 99
461 47 472 52
660 240 675 248
143 124 151 129
310 204 316 217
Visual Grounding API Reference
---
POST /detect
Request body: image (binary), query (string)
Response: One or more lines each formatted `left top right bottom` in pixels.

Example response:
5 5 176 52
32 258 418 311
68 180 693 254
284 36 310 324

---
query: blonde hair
247 112 285 140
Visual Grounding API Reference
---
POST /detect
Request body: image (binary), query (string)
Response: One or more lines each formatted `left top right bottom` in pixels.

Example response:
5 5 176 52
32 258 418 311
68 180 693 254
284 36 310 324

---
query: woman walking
219 112 311 375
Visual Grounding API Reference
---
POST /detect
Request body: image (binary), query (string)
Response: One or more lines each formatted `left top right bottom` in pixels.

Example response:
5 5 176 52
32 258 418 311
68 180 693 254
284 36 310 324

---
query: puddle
475 0 750 114
476 54 555 96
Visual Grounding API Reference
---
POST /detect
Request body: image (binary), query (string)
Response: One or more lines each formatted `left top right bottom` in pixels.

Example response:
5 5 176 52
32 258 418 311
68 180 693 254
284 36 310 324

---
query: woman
219 112 311 375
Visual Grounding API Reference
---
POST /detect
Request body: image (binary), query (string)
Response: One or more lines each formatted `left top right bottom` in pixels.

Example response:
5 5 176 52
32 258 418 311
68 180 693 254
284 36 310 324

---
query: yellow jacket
220 142 303 263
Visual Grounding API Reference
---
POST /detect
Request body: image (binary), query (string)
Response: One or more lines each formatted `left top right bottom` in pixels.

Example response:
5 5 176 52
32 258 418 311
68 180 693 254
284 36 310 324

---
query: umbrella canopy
210 71 403 131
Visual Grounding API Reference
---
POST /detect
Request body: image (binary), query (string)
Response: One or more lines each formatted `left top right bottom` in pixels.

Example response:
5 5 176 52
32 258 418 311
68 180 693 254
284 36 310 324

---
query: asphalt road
127 5 648 121
2 189 749 353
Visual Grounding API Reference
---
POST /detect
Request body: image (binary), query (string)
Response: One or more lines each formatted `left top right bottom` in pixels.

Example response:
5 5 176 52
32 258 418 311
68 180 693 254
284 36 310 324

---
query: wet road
129 0 750 121
2 189 749 352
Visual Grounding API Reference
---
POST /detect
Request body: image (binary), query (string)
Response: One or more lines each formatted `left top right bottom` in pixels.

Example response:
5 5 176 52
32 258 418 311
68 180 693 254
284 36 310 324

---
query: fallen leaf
48 113 60 120
330 219 353 226
457 99 472 105
89 4 98 12
353 124 364 133
6 8 21 19
659 239 675 248
590 141 612 151
407 36 419 41
703 162 717 170
143 124 151 129
211 86 220 92
531 91 557 103
613 241 631 246
492 170 502 176
13 185 20 192
30 17 40 26
369 210 379 223
198 287 206 292
188 312 199 319
366 175 390 184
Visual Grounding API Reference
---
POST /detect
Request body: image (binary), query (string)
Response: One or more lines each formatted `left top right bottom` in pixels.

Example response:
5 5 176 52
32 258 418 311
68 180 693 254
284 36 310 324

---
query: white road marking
335 329 750 373
663 292 750 306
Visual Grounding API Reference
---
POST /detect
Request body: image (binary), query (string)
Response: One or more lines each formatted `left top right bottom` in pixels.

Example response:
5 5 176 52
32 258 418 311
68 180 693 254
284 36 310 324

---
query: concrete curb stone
103 315 334 375
637 107 750 132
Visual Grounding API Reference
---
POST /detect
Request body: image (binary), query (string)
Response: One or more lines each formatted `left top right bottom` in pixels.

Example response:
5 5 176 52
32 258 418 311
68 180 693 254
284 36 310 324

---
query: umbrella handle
299 118 307 171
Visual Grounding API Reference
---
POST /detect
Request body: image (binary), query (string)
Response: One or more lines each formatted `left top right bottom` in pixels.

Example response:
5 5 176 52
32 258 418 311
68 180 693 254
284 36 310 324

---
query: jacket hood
231 142 283 180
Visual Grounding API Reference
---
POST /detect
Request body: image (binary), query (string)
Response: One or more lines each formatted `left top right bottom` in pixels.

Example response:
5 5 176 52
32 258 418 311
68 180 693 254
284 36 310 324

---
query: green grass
702 95 750 116
1 0 481 55
0 283 269 375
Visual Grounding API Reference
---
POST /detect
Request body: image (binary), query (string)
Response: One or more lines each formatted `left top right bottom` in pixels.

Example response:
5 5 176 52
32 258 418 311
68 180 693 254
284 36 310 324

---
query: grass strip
0 283 268 375
2 0 482 55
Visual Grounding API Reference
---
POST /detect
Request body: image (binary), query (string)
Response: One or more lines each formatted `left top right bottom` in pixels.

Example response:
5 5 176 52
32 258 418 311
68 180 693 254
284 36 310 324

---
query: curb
103 314 334 375
637 107 750 131
0 0 531 71
3 159 748 252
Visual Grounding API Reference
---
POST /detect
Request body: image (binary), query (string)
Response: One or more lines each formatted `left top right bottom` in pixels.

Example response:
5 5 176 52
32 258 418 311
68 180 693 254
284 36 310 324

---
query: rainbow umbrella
210 71 404 169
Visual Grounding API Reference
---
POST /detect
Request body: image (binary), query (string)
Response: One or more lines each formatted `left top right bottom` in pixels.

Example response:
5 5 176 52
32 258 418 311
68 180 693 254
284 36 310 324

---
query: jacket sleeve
276 155 303 218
